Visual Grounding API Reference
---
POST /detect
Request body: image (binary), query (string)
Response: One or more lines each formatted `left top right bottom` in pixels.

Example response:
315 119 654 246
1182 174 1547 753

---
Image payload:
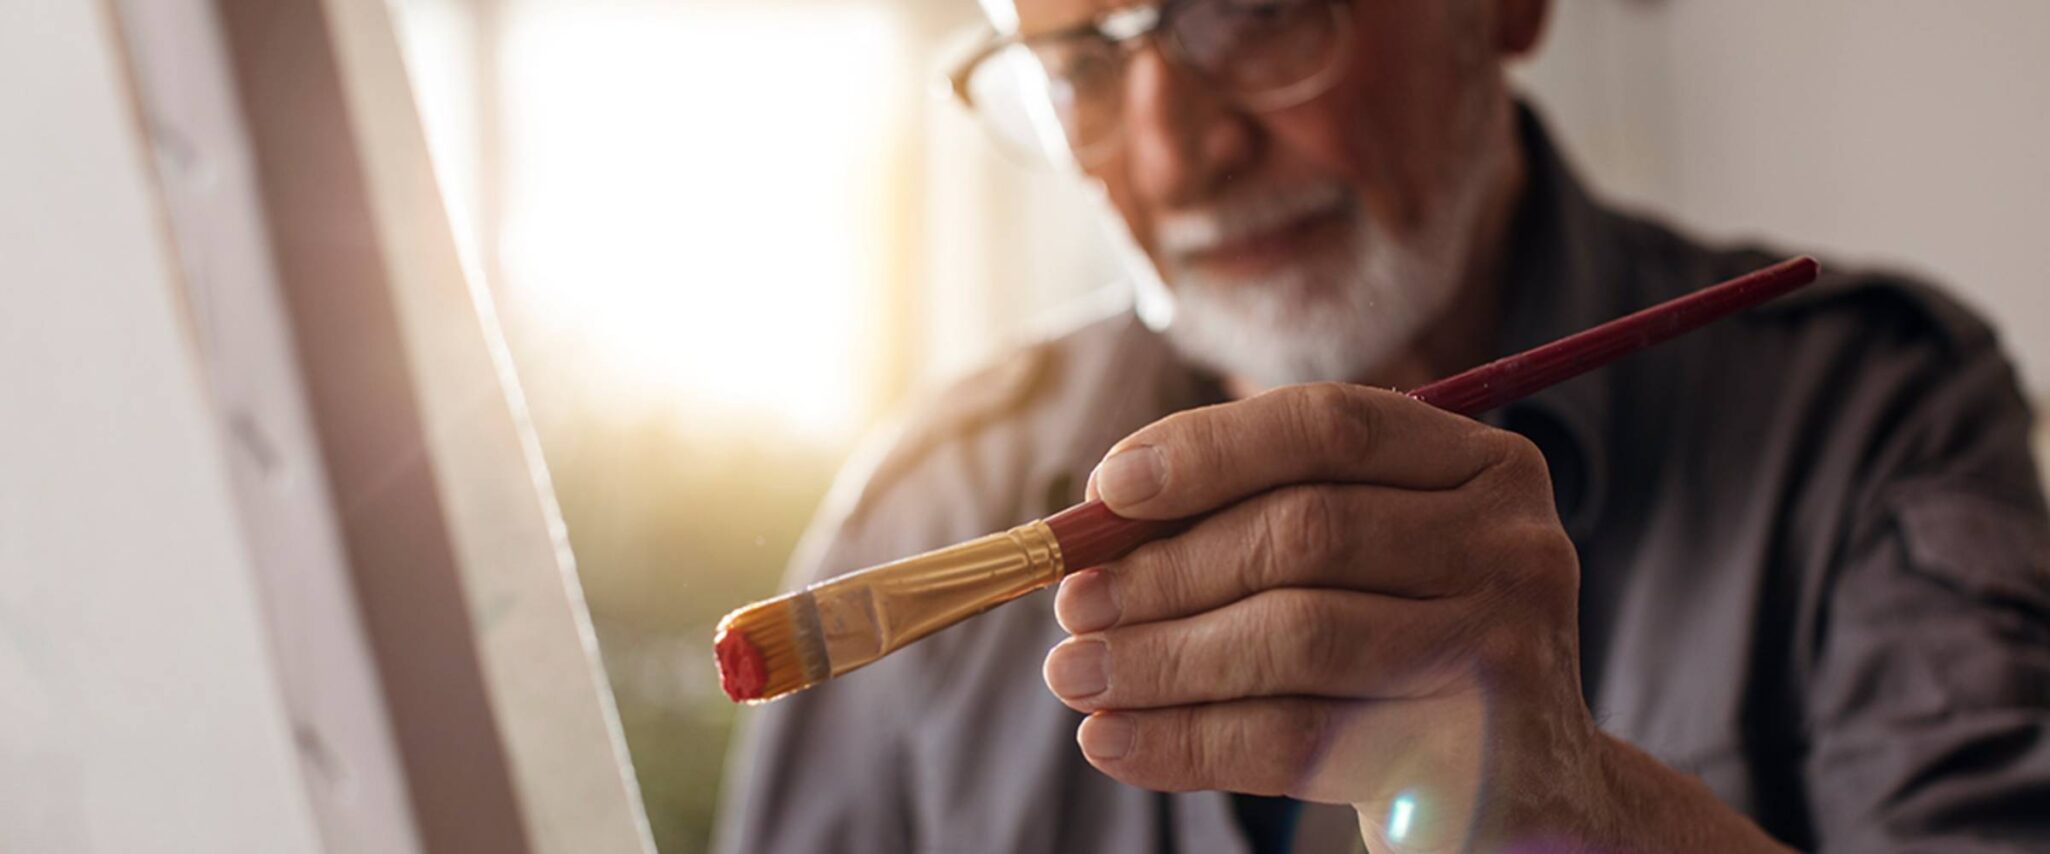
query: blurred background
379 1 2050 851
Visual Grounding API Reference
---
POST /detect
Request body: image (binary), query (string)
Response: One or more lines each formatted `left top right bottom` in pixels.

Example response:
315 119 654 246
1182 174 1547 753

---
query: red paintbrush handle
1041 257 1820 573
1408 256 1819 414
1043 500 1184 572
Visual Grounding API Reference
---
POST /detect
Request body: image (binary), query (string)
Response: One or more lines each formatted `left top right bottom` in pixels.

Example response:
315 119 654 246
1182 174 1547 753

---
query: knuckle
1153 702 1333 796
1176 708 1227 784
1137 408 1209 467
1180 410 1226 465
1209 702 1327 796
1130 541 1194 617
1467 524 1575 616
1485 430 1550 484
1247 614 1291 684
1520 525 1581 603
1102 627 1172 706
1268 591 1354 683
1144 629 1195 700
1528 524 1579 571
1143 406 1199 443
1244 507 1287 595
1294 382 1377 452
1267 486 1347 569
1212 711 1254 784
1269 701 1332 797
1495 522 1578 588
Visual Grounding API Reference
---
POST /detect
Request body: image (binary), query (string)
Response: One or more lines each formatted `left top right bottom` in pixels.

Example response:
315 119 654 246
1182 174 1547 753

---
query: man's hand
1042 383 1786 851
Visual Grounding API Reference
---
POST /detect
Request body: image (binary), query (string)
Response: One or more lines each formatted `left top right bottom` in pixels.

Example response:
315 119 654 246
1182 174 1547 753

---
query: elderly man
718 0 2050 850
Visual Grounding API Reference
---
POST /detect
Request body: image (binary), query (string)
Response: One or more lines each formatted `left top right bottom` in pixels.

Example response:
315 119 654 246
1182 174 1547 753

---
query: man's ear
1494 0 1551 57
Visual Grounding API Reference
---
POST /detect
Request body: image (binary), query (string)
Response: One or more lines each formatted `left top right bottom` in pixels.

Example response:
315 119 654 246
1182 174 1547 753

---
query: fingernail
1056 570 1121 634
1044 638 1109 700
1078 713 1135 760
1093 446 1163 507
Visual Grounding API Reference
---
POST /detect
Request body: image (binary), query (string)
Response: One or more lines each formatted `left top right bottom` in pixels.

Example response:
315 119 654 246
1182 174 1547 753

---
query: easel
0 1 653 851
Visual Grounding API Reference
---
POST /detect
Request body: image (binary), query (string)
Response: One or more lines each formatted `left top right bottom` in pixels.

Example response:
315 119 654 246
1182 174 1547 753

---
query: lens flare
1387 791 1418 843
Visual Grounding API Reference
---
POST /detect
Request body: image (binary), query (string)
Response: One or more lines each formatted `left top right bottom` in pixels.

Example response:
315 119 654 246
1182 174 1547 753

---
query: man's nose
1120 45 1257 208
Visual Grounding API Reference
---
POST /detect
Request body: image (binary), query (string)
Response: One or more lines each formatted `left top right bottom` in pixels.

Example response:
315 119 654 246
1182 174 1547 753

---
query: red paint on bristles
1046 257 1821 572
715 627 768 702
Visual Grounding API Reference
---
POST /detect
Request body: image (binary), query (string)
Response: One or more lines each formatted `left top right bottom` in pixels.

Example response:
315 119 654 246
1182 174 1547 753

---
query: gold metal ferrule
808 520 1065 678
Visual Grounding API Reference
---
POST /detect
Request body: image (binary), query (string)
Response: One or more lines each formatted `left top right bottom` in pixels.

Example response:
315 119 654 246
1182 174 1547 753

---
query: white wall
1517 0 2050 397
0 2 326 851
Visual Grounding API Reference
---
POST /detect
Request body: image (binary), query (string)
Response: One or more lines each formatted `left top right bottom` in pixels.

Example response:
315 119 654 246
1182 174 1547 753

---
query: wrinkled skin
1045 385 1790 850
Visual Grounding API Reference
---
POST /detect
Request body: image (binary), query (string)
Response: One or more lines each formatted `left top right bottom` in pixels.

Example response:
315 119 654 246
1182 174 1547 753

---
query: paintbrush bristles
712 521 1068 704
715 592 828 703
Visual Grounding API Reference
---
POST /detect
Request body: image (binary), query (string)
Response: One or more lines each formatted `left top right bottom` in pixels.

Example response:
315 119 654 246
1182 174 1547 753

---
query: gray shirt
717 110 2050 853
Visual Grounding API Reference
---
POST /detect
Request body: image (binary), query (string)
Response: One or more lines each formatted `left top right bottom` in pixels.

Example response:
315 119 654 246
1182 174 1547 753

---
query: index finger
1087 383 1505 520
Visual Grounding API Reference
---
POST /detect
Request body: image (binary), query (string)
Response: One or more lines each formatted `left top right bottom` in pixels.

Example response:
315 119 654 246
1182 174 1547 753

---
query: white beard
1153 114 1507 391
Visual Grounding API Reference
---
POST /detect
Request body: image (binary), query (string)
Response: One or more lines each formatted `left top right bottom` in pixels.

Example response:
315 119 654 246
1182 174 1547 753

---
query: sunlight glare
500 2 903 436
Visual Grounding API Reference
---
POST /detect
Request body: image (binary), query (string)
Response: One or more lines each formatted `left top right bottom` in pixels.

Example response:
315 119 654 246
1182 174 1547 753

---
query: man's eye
1044 47 1117 89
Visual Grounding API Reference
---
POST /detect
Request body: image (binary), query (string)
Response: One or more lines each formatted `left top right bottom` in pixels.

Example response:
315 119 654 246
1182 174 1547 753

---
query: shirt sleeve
1803 329 2050 852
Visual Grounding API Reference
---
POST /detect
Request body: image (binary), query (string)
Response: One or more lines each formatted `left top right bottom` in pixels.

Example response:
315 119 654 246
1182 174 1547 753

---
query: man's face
1007 0 1534 387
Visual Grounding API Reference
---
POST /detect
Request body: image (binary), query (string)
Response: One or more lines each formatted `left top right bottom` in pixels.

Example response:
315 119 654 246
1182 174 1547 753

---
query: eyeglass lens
965 0 1346 166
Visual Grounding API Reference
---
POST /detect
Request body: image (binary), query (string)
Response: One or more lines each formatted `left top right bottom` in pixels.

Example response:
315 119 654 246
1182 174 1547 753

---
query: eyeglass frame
943 0 1357 166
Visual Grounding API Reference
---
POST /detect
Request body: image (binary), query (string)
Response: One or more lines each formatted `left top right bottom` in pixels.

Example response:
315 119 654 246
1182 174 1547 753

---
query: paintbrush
715 256 1821 703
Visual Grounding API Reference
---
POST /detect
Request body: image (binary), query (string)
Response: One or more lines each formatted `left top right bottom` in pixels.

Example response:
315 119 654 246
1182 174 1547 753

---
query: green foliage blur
511 342 853 854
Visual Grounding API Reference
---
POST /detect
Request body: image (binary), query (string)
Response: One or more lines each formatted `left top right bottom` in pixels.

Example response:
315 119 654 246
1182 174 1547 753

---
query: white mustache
1153 183 1351 257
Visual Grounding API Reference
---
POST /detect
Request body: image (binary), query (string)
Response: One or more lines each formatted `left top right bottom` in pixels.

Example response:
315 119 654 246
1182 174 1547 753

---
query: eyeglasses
945 0 1354 169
